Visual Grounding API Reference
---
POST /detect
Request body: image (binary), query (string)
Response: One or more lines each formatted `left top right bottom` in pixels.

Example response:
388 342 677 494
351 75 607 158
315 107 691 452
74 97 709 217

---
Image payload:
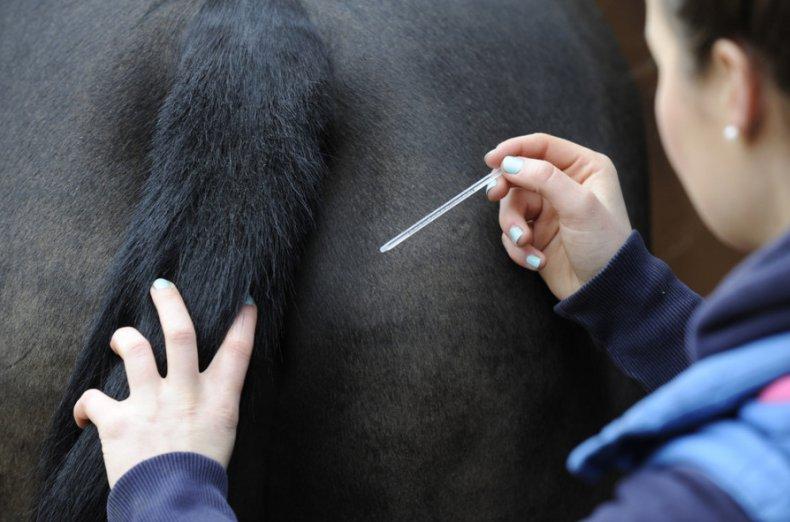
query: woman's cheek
655 71 690 181
653 68 740 247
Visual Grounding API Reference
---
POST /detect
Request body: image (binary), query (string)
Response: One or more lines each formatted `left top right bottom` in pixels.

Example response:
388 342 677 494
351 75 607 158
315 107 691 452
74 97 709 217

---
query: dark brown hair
668 0 790 92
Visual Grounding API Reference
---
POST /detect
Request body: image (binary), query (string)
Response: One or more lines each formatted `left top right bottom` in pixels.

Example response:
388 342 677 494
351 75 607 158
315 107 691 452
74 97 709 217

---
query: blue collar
568 331 790 480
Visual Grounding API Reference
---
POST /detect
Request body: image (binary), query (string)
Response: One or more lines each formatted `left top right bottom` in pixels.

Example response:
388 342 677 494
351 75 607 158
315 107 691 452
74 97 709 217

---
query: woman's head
646 0 790 250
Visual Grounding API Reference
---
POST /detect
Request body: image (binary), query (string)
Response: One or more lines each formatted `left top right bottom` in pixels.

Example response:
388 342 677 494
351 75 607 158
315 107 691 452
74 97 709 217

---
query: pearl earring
723 124 740 142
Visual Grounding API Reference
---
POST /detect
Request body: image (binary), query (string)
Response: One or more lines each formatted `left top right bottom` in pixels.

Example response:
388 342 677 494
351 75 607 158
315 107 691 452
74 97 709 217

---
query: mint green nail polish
152 278 174 289
502 156 524 174
244 294 255 306
526 255 541 269
508 226 524 245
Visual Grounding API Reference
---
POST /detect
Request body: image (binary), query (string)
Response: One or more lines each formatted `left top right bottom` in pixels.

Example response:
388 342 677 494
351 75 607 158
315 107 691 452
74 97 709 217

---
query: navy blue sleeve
554 231 699 390
586 466 749 522
107 452 237 522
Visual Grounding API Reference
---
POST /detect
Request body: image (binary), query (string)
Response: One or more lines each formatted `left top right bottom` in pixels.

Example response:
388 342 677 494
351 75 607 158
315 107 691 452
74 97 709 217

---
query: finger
499 189 542 247
149 279 199 385
205 297 257 398
500 233 545 271
73 389 119 429
110 327 160 394
529 199 560 251
484 171 508 202
496 156 600 224
485 132 603 172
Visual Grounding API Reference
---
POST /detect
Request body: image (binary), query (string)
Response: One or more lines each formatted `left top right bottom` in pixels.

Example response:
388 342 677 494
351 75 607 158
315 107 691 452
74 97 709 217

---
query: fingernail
502 156 524 174
152 278 174 289
508 226 524 245
244 294 255 306
485 178 498 196
484 149 496 161
526 255 542 270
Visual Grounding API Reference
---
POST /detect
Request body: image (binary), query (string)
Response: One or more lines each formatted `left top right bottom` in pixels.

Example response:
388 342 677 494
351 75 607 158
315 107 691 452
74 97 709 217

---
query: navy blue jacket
106 231 790 521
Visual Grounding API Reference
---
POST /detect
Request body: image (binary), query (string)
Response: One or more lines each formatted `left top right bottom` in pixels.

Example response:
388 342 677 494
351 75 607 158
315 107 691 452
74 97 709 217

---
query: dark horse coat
0 1 647 520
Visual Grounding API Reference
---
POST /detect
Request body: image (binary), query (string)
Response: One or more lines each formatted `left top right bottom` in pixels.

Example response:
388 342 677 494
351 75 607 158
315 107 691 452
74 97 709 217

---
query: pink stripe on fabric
759 375 790 402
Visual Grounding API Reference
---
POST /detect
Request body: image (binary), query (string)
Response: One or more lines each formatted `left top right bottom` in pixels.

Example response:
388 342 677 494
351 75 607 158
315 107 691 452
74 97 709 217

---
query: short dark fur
33 0 332 519
2 1 649 520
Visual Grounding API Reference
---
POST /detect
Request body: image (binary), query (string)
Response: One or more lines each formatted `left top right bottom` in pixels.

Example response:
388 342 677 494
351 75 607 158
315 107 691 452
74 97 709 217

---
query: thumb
499 156 598 222
73 389 118 430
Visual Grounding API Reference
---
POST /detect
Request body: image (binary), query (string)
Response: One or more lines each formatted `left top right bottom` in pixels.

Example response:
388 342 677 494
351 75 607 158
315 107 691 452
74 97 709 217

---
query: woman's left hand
73 279 257 488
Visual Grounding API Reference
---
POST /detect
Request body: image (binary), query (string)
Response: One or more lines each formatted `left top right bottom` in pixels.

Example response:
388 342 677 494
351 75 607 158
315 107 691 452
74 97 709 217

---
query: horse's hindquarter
271 1 645 520
0 1 646 520
0 1 194 517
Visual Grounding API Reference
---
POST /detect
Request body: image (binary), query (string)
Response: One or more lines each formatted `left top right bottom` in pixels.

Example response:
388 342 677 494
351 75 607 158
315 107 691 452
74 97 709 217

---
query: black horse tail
34 0 332 519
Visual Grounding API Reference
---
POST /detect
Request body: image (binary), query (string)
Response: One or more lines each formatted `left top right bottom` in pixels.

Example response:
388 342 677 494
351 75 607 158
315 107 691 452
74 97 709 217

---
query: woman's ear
710 38 763 140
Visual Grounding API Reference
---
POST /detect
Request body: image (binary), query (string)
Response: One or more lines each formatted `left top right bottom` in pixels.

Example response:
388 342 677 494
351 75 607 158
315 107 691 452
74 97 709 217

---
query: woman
74 0 790 519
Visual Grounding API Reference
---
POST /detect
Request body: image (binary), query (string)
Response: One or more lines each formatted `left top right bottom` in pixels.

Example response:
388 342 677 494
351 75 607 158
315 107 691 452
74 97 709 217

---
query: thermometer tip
378 169 501 254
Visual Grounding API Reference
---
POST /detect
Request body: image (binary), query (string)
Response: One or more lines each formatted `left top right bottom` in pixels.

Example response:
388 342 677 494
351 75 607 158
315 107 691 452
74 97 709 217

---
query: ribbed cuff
554 231 698 390
107 452 234 522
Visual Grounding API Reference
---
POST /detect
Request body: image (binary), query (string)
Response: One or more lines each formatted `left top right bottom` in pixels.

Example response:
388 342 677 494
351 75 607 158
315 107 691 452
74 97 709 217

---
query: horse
0 0 647 519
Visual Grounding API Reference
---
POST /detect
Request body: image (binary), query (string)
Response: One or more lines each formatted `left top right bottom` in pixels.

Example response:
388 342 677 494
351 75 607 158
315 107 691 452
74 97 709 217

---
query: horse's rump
0 1 647 520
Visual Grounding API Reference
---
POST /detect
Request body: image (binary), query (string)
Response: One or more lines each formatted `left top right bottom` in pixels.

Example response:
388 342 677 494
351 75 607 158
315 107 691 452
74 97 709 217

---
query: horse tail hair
34 0 332 519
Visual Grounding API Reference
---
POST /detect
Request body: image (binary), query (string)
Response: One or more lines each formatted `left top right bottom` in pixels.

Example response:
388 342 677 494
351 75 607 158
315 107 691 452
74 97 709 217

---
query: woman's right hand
73 280 257 488
485 133 632 300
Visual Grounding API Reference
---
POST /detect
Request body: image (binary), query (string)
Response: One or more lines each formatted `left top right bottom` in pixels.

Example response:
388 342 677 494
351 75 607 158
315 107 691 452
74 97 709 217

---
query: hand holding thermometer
379 168 502 253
